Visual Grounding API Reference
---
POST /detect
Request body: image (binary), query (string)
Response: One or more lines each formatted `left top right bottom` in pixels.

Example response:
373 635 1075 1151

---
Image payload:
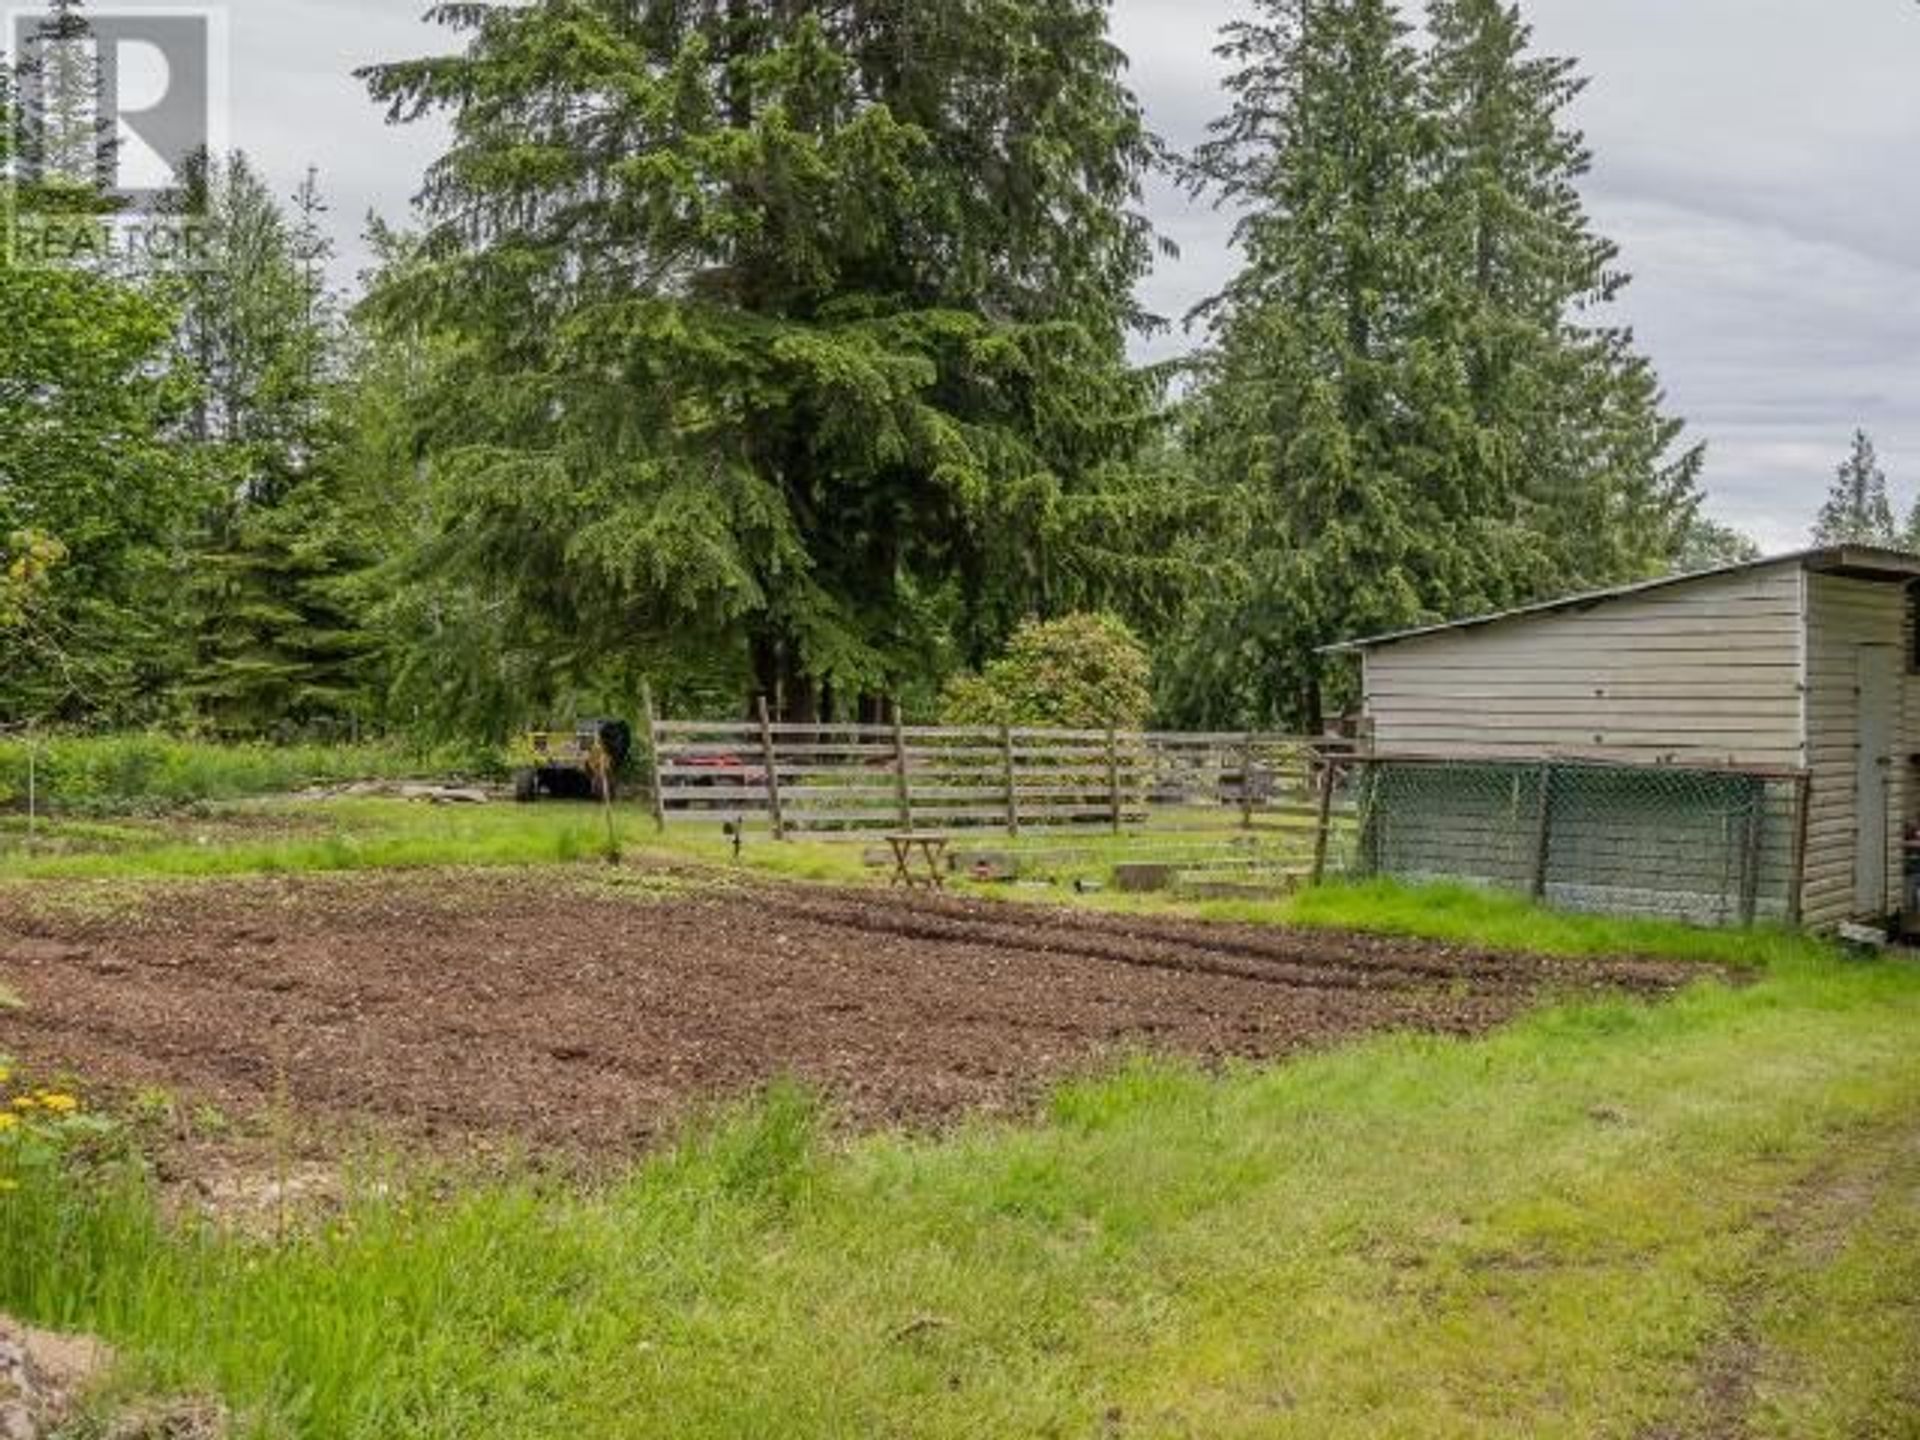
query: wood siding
1800 574 1913 930
1362 563 1808 768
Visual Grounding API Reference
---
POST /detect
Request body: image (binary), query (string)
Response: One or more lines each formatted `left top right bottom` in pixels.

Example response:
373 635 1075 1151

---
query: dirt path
1649 1113 1920 1440
0 868 1716 1155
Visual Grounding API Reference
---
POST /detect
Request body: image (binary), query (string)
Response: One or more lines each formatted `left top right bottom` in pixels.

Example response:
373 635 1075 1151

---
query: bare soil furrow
0 868 1716 1153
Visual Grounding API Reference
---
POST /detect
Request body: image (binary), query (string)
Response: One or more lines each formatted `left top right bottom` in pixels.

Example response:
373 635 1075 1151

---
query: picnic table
885 833 950 891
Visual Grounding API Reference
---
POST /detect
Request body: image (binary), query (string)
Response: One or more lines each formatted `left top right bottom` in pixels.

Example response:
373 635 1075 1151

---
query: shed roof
1324 546 1920 655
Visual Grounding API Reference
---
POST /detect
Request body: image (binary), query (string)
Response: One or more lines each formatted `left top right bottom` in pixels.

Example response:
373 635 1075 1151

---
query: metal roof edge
1320 546 1920 655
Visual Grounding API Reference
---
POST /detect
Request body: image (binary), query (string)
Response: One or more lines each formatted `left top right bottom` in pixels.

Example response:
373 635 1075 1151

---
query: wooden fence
645 707 1356 842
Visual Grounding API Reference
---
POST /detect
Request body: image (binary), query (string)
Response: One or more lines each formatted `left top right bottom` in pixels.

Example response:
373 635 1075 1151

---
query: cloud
1525 0 1920 547
204 0 449 282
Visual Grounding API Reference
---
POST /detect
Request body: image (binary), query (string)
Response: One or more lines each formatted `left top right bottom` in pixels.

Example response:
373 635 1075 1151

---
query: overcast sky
186 0 1920 550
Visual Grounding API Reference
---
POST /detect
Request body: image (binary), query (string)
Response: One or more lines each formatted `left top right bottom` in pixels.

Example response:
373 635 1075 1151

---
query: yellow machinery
511 719 633 803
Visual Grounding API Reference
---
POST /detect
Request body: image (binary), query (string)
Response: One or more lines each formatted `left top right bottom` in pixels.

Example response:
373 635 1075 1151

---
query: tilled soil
0 869 1717 1153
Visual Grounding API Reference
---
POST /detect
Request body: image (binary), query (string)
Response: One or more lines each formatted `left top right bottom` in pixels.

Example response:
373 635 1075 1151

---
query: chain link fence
1323 755 1805 928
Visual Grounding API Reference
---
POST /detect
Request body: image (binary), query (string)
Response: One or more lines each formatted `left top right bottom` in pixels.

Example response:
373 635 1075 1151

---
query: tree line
0 0 1836 740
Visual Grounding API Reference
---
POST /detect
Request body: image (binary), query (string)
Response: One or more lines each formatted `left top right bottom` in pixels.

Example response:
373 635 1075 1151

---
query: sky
97 0 1920 552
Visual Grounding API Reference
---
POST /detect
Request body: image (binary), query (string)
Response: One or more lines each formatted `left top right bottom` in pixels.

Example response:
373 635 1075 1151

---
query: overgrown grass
0 799 632 879
3 830 611 881
4 954 1918 1437
1187 878 1826 968
0 798 882 886
0 734 487 814
1739 1115 1920 1438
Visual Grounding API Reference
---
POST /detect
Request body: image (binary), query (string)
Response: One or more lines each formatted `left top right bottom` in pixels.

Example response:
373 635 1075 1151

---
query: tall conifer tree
177 155 370 735
1171 0 1508 728
1424 0 1701 587
14 0 113 196
1166 0 1705 730
363 0 1166 721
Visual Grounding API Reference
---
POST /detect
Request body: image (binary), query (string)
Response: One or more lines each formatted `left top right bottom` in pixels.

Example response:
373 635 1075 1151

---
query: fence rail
644 709 1358 846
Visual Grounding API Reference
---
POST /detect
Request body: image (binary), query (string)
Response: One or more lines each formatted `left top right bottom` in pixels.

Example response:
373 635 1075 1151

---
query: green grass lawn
3 796 1918 1435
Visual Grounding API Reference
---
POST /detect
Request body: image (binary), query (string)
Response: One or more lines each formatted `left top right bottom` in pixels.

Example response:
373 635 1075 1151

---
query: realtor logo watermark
5 5 229 268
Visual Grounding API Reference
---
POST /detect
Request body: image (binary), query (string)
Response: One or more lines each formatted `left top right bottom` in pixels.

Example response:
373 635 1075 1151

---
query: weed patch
0 735 487 816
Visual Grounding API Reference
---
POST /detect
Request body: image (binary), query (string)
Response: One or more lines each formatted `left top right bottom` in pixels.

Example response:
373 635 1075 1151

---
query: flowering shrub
940 614 1153 731
0 1058 109 1193
0 528 66 629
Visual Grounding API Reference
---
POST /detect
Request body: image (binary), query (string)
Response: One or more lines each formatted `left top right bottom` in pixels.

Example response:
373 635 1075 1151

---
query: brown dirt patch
0 1313 115 1438
0 868 1716 1156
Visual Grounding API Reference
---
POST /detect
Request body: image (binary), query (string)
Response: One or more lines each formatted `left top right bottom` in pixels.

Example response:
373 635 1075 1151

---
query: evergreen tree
188 482 372 735
175 155 371 735
1164 0 1704 731
1170 0 1514 729
1673 515 1761 574
328 222 580 740
361 0 1167 721
14 0 113 196
1424 0 1702 587
1813 430 1895 547
171 153 336 465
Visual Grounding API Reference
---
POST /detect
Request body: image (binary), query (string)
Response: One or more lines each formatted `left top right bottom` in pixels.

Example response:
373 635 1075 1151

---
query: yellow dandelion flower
10 1096 35 1111
35 1093 78 1115
0 1113 17 1132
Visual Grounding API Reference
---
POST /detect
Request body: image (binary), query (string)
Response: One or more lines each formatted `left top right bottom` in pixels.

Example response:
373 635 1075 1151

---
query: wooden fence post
1356 761 1381 878
756 695 787 841
1310 748 1338 886
1530 761 1555 901
1107 728 1123 835
1738 775 1766 927
1240 733 1257 830
892 710 913 831
640 683 667 832
1002 725 1020 837
25 734 38 852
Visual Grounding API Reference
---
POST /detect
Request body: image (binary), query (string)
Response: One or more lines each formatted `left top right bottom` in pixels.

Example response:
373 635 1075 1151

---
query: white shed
1329 547 1920 930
